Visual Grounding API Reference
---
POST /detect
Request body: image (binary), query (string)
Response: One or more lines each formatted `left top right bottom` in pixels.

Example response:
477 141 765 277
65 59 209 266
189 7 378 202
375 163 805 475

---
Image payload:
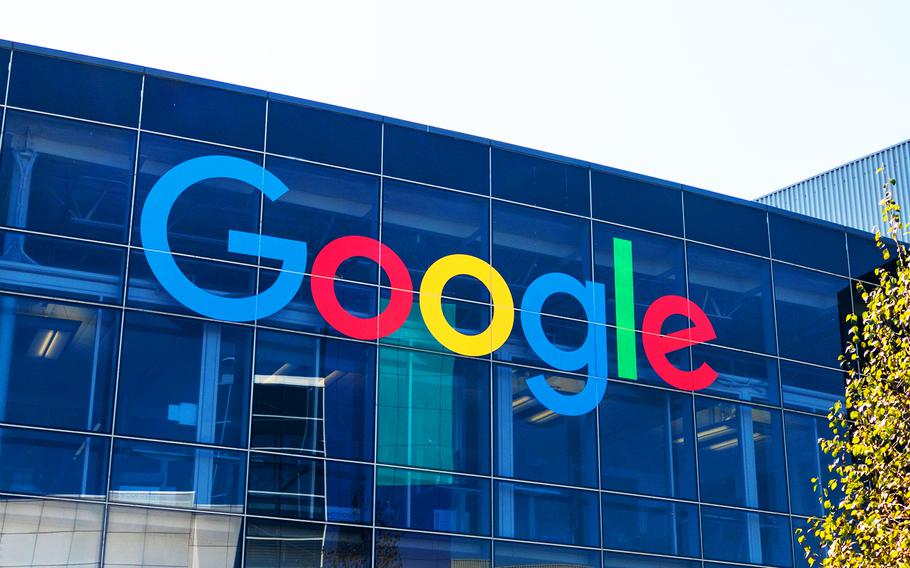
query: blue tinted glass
110 439 245 511
696 397 788 511
142 76 265 150
773 263 851 367
694 344 780 405
684 192 769 255
492 148 589 215
266 100 381 173
0 426 108 498
117 311 252 447
769 213 848 275
793 517 825 568
492 202 591 318
592 170 683 236
780 360 844 414
0 111 136 243
847 231 896 282
594 222 686 329
495 310 589 370
377 347 490 475
382 180 489 301
786 412 837 517
686 243 777 354
261 156 379 282
495 542 600 567
248 453 372 524
603 552 701 568
494 363 597 487
8 52 141 126
602 493 700 557
0 48 8 102
0 229 125 304
133 135 261 262
375 467 491 536
495 480 599 546
600 382 697 500
701 506 792 567
385 124 489 195
252 329 375 461
378 530 491 567
246 519 372 568
0 294 117 432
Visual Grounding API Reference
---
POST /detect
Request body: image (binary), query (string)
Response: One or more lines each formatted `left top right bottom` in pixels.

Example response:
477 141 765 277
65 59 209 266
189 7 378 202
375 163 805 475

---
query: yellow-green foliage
798 171 910 567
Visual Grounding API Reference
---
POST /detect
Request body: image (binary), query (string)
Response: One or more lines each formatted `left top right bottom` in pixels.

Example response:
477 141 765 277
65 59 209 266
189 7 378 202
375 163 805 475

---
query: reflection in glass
786 412 838 517
492 147 589 215
0 497 103 567
245 518 372 568
495 480 599 547
384 124 489 195
603 551 701 568
780 360 844 415
602 493 700 557
494 540 601 568
375 530 491 567
701 505 792 567
693 344 780 405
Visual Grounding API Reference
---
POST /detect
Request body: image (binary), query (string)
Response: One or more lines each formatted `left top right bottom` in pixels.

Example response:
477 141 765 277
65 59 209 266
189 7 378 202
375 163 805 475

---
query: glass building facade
0 40 881 567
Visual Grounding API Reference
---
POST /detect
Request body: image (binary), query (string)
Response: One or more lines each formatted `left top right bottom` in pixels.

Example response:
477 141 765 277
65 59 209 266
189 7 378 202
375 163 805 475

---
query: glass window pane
847 231 895 283
786 412 837 517
382 292 490 355
769 213 848 275
252 329 375 461
592 170 683 236
0 48 9 102
385 124 489 195
375 467 491 536
142 76 266 150
133 134 261 263
8 52 141 126
376 530 491 567
382 180 490 301
600 382 697 500
117 311 253 447
603 551 701 568
0 497 103 567
0 294 117 432
0 111 136 243
261 156 379 283
606 327 693 390
105 506 242 567
701 506 792 567
266 100 381 173
492 147 589 215
495 480 599 547
377 347 490 474
780 360 844 415
602 493 700 557
773 263 852 367
110 439 245 512
495 541 601 568
686 243 777 355
248 453 372 524
0 426 107 498
493 202 591 319
684 193 769 256
693 344 780 405
695 397 788 512
245 518 371 568
494 363 598 488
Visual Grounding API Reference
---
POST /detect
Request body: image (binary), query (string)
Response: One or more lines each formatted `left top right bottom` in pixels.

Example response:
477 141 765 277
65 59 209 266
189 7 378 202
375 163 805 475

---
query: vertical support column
739 406 763 562
195 322 222 507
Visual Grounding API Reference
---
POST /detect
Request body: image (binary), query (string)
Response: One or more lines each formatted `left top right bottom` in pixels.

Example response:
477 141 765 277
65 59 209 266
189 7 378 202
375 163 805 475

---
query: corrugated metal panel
757 139 910 234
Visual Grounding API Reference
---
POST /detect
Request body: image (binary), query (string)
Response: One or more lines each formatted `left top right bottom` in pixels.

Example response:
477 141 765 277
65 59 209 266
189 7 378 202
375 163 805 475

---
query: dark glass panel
0 229 125 304
376 531 491 567
0 426 107 498
377 347 490 475
769 212 848 275
693 344 780 405
0 294 117 432
385 124 489 194
109 439 245 512
266 100 381 173
252 329 375 461
773 263 852 367
684 192 769 255
245 519 371 568
786 412 838 517
0 48 8 103
847 231 896 282
780 360 844 415
375 467 491 536
248 453 372 524
495 542 600 568
494 480 599 547
0 111 136 243
602 493 700 557
686 243 777 355
494 363 597 487
695 397 788 512
117 311 252 447
142 75 265 150
8 52 141 126
592 170 683 236
492 147 588 215
603 551 701 568
701 506 792 567
600 381 697 500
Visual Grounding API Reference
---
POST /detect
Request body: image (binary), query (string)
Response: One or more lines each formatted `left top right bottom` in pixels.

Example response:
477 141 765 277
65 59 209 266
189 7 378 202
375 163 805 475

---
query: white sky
2 0 908 199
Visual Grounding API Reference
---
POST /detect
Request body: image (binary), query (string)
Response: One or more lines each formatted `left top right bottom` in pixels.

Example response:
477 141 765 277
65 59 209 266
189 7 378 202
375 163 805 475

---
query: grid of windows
0 42 870 568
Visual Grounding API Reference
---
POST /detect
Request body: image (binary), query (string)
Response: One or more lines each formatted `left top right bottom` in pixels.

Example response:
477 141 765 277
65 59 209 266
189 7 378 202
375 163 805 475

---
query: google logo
141 156 720 416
